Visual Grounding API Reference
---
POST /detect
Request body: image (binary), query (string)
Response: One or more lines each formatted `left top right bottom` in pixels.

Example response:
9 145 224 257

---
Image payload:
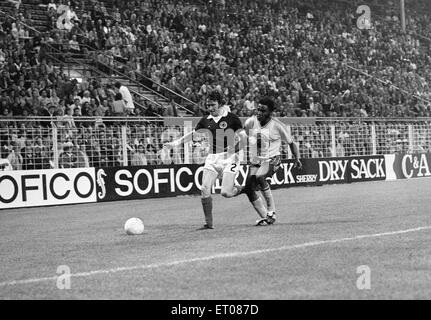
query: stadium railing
1 117 431 171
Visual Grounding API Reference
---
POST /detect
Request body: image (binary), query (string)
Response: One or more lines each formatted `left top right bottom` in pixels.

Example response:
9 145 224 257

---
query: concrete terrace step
22 0 46 5
22 4 45 10
50 55 190 115
27 11 47 17
26 12 48 18
0 4 15 12
30 19 47 24
26 11 47 16
0 2 14 8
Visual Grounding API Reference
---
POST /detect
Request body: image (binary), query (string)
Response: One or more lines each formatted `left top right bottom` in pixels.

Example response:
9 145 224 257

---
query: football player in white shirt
242 97 302 225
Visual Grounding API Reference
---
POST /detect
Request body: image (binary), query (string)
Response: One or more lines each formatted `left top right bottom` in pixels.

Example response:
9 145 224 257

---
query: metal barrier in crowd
1 117 431 171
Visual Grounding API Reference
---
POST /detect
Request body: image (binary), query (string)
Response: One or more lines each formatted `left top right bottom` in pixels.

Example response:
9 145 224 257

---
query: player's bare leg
243 174 269 225
256 162 277 224
261 187 276 224
251 197 268 223
220 171 242 198
261 186 275 212
199 168 218 229
257 175 276 224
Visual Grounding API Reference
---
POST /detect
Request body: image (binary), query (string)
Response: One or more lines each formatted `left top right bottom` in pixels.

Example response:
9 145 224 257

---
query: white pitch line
1 225 431 288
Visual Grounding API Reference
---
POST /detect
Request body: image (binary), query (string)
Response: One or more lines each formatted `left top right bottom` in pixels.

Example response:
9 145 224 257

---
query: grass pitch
1 178 430 299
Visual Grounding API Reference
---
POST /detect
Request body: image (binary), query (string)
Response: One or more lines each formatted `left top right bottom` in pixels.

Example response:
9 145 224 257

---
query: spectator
94 100 107 117
47 0 56 11
7 0 21 10
33 143 45 169
145 144 158 165
62 107 76 129
112 92 126 116
335 138 346 157
81 90 91 104
87 135 101 167
59 142 77 168
114 81 134 114
81 101 92 116
68 35 81 54
73 106 81 117
130 144 147 166
163 100 178 117
22 138 34 170
7 141 22 170
75 143 90 167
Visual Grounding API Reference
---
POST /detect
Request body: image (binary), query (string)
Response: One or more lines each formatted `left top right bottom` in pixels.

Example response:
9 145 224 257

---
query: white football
124 217 145 235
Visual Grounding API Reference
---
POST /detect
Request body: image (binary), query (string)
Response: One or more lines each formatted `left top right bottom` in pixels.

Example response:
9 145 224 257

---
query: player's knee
245 176 257 190
244 188 258 202
257 176 269 190
246 191 258 203
221 189 234 198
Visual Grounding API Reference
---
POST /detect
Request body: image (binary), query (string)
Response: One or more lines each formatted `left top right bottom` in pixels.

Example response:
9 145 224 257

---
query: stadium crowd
34 0 431 118
1 0 431 170
2 0 431 118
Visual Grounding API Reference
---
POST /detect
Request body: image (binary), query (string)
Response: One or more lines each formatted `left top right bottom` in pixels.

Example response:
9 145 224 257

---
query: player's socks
201 196 213 227
261 187 275 212
266 211 276 224
251 197 267 219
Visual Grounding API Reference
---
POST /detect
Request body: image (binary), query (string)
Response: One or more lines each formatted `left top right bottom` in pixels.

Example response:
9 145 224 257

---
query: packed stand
0 8 168 117
33 0 431 118
2 0 431 171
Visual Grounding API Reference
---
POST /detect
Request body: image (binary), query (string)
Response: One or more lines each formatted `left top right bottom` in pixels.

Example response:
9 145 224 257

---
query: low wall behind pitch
0 154 428 209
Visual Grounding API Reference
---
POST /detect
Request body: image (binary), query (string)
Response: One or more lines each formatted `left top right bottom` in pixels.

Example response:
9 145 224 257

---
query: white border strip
1 225 430 288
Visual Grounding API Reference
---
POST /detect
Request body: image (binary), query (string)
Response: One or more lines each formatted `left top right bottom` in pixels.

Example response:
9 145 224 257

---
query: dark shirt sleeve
194 117 206 131
230 114 244 132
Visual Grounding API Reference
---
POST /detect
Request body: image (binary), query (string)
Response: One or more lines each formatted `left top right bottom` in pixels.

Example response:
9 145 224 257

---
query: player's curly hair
259 96 275 112
207 91 224 104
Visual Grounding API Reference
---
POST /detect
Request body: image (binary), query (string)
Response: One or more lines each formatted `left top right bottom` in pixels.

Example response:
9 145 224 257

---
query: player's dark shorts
249 155 281 178
241 155 281 194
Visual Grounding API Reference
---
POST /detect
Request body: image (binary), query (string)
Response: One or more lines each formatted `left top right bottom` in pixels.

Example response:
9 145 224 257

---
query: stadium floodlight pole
400 0 406 33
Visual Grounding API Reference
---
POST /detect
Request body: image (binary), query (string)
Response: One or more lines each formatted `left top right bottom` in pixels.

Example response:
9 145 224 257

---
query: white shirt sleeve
277 121 293 144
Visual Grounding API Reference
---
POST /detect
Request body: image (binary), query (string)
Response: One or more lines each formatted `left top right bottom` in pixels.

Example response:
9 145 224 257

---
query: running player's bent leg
200 168 218 228
243 171 267 219
220 160 241 198
252 197 268 220
256 161 276 212
220 171 241 198
257 175 275 212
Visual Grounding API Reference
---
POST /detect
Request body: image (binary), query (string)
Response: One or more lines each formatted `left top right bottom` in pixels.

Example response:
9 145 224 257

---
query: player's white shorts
203 152 240 175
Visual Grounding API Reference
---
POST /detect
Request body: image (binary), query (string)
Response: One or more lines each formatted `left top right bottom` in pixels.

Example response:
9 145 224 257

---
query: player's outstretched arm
164 130 195 149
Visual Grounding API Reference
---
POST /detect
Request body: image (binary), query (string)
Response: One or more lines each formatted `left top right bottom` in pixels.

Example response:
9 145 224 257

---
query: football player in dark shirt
165 91 247 229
